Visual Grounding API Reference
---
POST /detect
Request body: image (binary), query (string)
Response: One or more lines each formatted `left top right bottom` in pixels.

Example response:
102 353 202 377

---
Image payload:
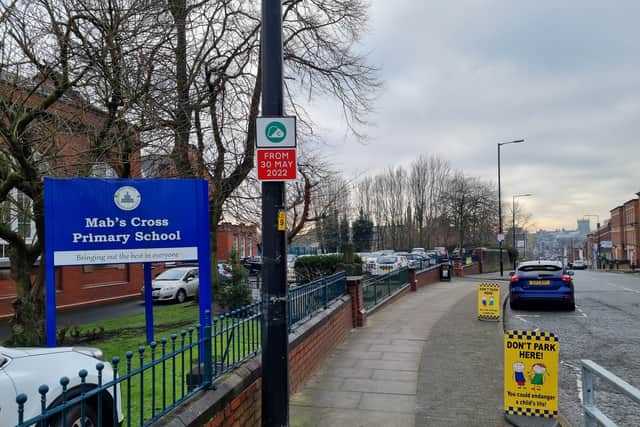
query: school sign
44 178 211 346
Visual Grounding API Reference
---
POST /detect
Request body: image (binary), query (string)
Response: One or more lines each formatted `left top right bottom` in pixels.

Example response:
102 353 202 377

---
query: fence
582 359 640 426
288 272 347 330
13 272 348 427
362 267 410 310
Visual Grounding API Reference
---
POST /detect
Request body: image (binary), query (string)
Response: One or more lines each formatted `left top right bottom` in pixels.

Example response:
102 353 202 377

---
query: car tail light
562 274 572 282
510 275 519 283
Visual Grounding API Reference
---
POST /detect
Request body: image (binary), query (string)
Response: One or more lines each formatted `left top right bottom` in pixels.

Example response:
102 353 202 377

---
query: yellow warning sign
504 330 559 419
477 283 500 321
277 210 286 231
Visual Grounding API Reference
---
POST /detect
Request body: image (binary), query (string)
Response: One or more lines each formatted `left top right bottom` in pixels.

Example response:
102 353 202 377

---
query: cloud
306 0 640 229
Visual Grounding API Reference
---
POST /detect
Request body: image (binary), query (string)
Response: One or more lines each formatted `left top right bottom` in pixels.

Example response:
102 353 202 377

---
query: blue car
509 260 575 311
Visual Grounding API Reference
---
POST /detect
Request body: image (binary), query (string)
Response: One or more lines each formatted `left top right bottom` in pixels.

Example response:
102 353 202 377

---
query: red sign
257 148 297 181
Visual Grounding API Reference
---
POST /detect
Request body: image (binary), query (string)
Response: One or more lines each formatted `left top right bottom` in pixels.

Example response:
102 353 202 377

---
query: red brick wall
289 298 352 394
205 379 262 427
463 263 481 275
416 267 440 287
197 297 353 427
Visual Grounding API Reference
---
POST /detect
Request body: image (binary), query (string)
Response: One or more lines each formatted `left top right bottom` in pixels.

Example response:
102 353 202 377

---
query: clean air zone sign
256 116 296 148
44 178 207 266
256 116 297 181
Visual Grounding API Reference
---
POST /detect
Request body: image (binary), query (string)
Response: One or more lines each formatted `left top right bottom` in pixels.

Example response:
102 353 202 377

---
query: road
504 269 640 426
0 298 146 342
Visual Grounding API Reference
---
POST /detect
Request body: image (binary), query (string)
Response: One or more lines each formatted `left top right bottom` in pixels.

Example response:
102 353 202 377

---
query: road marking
607 282 640 294
576 306 588 318
561 360 583 404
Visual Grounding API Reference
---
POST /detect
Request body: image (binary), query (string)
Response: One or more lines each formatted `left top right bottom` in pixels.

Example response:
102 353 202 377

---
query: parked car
509 260 575 310
375 255 407 274
241 256 262 274
287 254 297 283
218 263 233 282
0 346 122 426
411 247 426 255
141 266 199 303
363 251 383 274
396 252 427 269
571 260 587 270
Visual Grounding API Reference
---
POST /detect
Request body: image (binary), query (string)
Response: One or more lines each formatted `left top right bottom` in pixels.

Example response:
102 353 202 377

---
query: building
216 223 259 261
623 196 640 266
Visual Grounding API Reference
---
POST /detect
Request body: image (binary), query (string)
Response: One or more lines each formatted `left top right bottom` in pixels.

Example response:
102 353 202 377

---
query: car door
0 358 17 427
186 269 199 296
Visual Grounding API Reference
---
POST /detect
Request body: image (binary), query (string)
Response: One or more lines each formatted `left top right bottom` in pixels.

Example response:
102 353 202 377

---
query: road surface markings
607 282 640 294
561 360 583 404
576 306 588 318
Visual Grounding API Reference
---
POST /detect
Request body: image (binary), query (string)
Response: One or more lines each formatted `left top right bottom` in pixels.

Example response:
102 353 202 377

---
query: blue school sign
44 178 211 347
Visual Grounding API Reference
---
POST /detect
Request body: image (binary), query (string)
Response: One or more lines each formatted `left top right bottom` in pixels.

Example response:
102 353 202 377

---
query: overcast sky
307 0 640 231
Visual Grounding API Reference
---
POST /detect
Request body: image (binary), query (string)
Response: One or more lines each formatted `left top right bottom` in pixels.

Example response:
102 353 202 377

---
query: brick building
216 223 260 261
623 196 640 266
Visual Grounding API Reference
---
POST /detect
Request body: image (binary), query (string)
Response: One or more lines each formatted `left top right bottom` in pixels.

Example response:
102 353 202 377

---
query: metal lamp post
512 193 532 270
498 139 525 276
584 214 600 271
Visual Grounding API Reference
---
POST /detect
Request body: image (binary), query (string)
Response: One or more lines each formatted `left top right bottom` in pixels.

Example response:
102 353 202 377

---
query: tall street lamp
584 214 600 271
498 139 525 276
512 193 532 269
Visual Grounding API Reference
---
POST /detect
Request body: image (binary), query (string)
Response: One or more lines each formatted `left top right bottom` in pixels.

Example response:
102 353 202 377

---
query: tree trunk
6 250 45 346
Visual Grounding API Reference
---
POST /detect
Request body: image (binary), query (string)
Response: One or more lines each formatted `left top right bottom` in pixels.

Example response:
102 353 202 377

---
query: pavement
290 276 515 427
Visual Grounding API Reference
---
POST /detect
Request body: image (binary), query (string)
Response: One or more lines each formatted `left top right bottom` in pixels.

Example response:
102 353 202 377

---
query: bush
216 252 252 311
294 253 362 284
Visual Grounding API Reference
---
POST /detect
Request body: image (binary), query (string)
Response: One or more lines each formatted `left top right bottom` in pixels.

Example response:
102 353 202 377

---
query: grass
58 302 262 427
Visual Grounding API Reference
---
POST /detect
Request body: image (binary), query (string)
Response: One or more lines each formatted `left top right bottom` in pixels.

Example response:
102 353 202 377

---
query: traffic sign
256 116 296 148
257 148 297 181
477 283 500 321
497 233 505 243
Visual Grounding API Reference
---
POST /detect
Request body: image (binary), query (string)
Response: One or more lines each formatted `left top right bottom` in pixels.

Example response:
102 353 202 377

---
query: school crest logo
114 186 141 211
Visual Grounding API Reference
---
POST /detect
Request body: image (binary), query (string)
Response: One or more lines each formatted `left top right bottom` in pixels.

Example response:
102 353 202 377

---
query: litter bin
440 263 451 281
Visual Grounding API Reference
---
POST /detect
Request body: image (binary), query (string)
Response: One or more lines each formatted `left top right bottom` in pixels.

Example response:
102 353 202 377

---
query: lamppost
512 193 532 269
498 139 525 276
584 214 600 271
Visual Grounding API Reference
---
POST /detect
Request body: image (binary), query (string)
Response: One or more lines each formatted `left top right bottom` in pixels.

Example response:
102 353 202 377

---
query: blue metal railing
362 267 410 310
12 273 349 427
288 272 347 330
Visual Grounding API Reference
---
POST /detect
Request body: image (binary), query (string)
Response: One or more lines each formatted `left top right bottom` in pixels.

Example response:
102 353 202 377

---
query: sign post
504 330 559 422
477 283 500 321
260 1 290 425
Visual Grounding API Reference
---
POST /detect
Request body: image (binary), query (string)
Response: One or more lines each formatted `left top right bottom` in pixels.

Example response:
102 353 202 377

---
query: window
233 234 238 254
241 235 246 258
248 236 253 256
90 163 118 178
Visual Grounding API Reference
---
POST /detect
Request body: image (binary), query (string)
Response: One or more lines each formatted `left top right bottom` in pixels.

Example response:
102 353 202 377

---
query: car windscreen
378 256 397 264
517 265 563 277
155 269 187 280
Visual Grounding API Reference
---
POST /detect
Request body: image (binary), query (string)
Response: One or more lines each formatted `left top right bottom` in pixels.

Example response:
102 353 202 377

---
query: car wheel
53 403 98 427
176 289 187 304
509 300 519 310
567 301 576 311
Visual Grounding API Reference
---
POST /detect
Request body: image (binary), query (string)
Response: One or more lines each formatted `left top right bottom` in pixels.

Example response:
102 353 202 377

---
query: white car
142 266 199 303
0 346 122 426
375 255 408 275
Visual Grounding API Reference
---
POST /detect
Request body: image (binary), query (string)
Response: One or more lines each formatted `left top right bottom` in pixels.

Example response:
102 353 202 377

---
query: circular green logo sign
265 121 287 143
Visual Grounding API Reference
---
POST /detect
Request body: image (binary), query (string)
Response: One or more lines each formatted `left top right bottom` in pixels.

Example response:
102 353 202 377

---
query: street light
498 138 525 276
584 214 600 271
512 193 532 269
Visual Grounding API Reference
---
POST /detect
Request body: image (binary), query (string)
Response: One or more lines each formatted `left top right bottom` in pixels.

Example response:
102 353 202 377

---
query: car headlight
73 347 104 361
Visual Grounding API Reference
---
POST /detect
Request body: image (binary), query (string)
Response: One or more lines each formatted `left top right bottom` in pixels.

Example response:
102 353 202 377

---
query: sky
307 0 640 231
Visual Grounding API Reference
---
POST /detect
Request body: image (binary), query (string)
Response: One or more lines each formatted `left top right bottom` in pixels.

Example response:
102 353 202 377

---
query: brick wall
415 266 440 287
463 263 481 275
162 296 353 427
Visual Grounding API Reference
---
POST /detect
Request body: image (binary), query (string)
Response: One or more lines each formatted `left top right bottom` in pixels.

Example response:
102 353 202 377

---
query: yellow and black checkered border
505 407 558 418
506 330 558 342
478 314 500 320
479 282 500 289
